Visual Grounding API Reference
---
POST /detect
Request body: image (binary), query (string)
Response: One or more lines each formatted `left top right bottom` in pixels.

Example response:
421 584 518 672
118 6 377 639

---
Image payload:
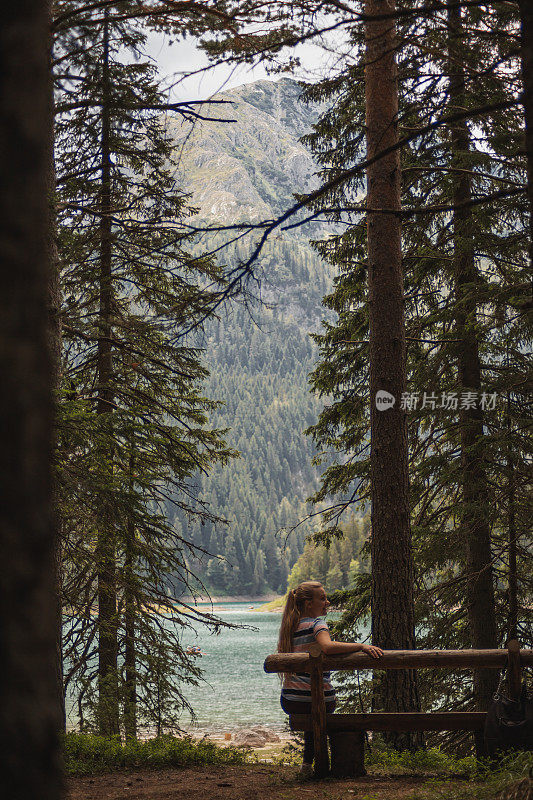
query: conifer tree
518 0 533 273
446 2 498 741
54 1 237 734
300 4 531 748
207 2 531 753
363 0 421 745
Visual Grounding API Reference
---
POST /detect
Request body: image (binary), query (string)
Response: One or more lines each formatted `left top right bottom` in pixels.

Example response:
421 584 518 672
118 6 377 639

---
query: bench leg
329 731 366 778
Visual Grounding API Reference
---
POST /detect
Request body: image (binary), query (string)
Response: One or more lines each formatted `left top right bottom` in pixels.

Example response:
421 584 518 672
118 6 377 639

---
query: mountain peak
169 77 321 224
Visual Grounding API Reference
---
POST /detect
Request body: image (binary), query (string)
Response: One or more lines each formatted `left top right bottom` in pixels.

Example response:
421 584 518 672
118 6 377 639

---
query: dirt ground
67 763 475 800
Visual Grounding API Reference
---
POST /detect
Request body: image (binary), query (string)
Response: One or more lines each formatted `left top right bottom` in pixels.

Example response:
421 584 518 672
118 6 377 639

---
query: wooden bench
264 640 533 778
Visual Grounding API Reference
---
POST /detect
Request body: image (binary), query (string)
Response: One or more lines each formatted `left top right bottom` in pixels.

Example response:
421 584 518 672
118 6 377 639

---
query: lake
65 601 344 735
181 601 354 735
182 602 288 735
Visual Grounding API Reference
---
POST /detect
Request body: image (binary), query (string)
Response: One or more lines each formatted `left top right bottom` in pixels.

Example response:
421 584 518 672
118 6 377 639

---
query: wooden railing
264 640 533 778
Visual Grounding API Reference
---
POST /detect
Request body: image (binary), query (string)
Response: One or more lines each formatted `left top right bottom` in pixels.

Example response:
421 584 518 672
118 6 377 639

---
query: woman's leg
302 732 314 764
281 697 313 763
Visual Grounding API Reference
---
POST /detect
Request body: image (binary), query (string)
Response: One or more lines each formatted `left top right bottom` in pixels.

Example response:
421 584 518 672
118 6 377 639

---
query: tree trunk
0 1 63 796
365 0 421 750
506 387 518 642
124 449 137 742
96 9 120 737
46 21 66 734
518 0 533 286
447 4 498 756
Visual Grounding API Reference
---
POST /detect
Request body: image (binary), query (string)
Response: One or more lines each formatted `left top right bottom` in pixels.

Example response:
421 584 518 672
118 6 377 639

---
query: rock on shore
233 727 281 748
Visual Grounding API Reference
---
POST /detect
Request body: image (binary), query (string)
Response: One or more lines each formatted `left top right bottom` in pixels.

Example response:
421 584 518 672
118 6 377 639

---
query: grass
404 751 533 800
256 595 286 612
63 730 533 800
367 744 477 776
272 739 533 799
62 732 250 776
270 741 480 775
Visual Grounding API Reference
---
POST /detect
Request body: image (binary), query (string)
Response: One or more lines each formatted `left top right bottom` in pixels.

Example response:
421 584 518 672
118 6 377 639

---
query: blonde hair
278 581 323 655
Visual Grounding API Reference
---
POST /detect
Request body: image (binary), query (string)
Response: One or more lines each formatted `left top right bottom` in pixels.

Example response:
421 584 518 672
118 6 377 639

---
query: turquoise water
64 602 290 733
65 602 346 735
182 602 286 734
182 602 351 735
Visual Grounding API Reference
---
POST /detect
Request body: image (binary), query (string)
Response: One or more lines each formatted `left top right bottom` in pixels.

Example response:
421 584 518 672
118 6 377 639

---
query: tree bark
518 0 533 286
46 20 66 734
96 9 120 737
365 0 421 750
506 387 518 642
0 1 63 796
291 711 488 732
264 648 533 673
309 647 329 777
124 449 137 742
447 4 498 757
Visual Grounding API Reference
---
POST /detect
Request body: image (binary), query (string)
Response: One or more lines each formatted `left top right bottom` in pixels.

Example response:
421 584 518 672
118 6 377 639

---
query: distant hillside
167 79 335 596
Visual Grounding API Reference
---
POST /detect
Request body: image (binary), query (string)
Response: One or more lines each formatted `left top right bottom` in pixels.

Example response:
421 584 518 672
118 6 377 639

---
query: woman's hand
361 644 383 659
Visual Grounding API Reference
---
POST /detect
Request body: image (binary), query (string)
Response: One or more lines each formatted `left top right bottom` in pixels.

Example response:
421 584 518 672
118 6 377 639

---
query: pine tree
518 0 533 273
364 0 421 746
253 550 267 595
54 2 236 735
446 3 498 743
300 3 531 745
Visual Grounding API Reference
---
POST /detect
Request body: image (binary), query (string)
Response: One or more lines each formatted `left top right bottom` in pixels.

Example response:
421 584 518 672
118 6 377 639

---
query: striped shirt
281 617 335 703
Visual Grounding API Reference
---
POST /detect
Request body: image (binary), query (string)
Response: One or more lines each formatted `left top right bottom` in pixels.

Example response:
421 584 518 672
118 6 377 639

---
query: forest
1 1 532 798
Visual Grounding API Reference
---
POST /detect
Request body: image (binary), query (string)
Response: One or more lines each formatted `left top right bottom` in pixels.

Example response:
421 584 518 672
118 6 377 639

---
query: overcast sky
146 28 347 102
146 33 269 100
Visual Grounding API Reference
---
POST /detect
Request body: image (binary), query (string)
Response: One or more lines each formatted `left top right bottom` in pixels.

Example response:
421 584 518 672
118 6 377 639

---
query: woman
278 580 382 776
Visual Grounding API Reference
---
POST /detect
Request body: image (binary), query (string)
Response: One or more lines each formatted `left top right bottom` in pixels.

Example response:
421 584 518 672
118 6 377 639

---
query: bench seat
290 711 487 732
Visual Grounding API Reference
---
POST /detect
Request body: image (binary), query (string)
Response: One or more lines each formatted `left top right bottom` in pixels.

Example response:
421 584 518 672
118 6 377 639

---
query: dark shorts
280 695 336 763
280 696 336 715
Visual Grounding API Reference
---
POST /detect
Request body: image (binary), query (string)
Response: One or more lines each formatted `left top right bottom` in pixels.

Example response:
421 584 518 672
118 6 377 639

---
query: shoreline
179 595 279 603
185 725 296 754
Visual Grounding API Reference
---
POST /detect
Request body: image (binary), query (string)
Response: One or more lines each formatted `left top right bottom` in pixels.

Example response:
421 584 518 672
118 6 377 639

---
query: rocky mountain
167 78 335 597
169 77 323 223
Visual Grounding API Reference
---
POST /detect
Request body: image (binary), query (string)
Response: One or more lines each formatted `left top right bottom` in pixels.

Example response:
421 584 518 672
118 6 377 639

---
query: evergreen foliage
170 234 335 596
48 0 533 753
299 2 532 720
54 1 238 737
201 0 532 732
287 515 369 591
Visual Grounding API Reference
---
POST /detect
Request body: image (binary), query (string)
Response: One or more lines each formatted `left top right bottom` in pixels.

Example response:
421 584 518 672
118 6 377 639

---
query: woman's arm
315 629 383 658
